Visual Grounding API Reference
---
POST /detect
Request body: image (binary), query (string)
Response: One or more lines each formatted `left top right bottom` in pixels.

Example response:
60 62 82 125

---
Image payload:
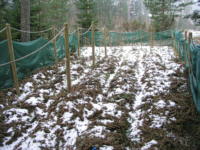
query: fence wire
11 27 53 34
0 28 64 67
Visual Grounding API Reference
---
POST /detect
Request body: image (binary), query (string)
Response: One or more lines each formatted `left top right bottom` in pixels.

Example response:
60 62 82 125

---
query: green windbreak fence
0 34 77 89
80 30 173 46
0 38 54 89
0 30 172 89
174 31 200 112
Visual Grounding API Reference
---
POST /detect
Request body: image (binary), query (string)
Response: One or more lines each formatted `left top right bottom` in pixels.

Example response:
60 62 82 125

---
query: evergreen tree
0 0 8 29
10 0 21 40
190 0 200 25
30 0 51 39
191 10 200 25
94 0 130 30
31 0 47 32
44 0 69 27
94 0 114 28
76 0 96 29
0 0 20 40
1 0 70 41
144 0 191 31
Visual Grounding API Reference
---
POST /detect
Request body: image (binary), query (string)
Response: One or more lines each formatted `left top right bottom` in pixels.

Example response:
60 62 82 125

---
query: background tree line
0 0 129 41
0 0 199 41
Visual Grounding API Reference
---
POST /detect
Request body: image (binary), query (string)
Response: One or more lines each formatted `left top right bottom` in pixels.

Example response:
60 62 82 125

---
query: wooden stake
109 32 112 47
171 33 179 56
77 27 80 57
121 32 123 46
91 22 95 67
104 28 107 57
171 32 174 48
52 26 58 63
6 24 20 95
188 32 193 71
173 34 177 51
177 40 180 54
184 31 188 40
183 39 186 59
188 32 193 44
150 31 154 48
150 25 154 48
183 31 188 65
64 23 71 92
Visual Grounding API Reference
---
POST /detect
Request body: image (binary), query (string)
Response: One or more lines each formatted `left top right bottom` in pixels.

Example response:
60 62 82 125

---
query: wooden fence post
184 31 188 40
188 32 193 44
173 34 176 50
188 32 193 66
150 31 154 48
183 31 188 65
104 28 107 57
64 23 71 92
77 27 80 58
152 31 154 47
109 31 112 47
52 26 58 63
6 24 20 95
119 32 122 46
91 22 95 67
177 40 180 54
172 32 179 57
183 31 188 64
171 32 175 49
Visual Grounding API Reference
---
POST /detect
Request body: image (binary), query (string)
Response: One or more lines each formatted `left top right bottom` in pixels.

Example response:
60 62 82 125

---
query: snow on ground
187 30 200 38
0 45 185 149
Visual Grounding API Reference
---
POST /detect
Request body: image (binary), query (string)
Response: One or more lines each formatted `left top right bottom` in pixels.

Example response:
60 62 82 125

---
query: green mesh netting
80 30 173 46
0 30 172 89
0 38 54 89
174 31 200 112
0 34 77 89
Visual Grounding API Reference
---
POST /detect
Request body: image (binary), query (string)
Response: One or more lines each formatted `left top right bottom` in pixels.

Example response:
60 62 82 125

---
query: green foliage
30 0 49 40
0 0 20 40
0 0 9 28
190 0 200 25
144 0 174 31
144 0 192 32
91 0 128 30
43 0 69 27
30 0 70 39
0 0 70 41
191 10 200 25
76 0 97 29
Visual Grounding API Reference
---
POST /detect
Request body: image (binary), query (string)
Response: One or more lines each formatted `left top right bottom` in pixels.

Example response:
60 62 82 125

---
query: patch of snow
63 112 73 122
169 101 176 107
25 97 41 106
23 82 33 92
141 140 158 150
150 115 167 128
155 100 166 109
99 146 114 150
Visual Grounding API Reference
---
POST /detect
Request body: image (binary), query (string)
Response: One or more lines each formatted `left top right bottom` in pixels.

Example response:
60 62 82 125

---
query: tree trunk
21 0 30 42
